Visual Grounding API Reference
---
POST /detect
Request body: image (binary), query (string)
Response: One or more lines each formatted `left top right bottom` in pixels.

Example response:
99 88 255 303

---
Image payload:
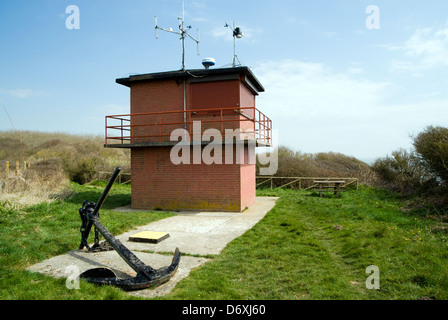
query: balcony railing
105 106 272 146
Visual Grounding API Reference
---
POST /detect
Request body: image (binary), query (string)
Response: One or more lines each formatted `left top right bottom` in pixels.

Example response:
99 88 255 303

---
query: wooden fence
0 160 31 192
88 173 359 189
256 176 358 190
95 171 131 184
1 160 31 176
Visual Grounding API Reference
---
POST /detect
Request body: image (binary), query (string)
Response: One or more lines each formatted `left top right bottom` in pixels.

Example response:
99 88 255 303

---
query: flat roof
116 66 265 93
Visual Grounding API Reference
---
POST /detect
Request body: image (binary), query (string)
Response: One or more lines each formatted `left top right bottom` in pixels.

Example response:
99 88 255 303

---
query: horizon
1 1 447 161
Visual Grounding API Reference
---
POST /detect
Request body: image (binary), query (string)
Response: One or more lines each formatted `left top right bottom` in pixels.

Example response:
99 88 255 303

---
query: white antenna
154 2 200 71
224 21 243 67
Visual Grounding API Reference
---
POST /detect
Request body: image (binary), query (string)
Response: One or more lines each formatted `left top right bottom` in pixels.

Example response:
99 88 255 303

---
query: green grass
160 186 448 300
0 181 175 300
1 184 447 299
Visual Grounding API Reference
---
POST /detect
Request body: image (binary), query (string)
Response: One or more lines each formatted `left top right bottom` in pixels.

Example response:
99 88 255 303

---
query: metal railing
256 176 359 190
105 106 272 146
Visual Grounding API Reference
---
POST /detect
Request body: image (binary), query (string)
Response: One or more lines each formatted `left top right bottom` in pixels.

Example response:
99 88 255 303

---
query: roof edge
116 66 264 92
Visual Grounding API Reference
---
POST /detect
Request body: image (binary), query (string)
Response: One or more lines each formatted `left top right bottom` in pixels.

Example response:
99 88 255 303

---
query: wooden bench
313 180 346 198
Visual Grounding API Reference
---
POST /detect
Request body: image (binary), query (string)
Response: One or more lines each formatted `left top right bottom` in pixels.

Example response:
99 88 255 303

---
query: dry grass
258 146 379 188
0 166 73 209
0 130 130 207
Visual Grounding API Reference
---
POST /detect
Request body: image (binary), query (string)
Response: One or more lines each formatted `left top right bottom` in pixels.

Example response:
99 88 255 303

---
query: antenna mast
224 21 243 67
155 2 200 71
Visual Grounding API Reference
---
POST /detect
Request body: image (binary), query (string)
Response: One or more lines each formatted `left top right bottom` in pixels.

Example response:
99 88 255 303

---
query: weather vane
155 2 200 71
224 21 243 67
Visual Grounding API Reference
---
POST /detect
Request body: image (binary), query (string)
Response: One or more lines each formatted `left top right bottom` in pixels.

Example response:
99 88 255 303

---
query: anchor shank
91 217 156 276
93 166 121 216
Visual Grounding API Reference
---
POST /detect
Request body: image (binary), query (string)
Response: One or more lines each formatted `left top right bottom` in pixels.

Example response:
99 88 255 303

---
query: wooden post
24 161 27 170
5 161 9 192
16 161 19 174
334 182 340 197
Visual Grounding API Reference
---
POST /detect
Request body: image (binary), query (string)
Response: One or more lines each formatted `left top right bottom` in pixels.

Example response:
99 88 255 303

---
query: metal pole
181 2 186 71
183 79 187 129
121 118 124 144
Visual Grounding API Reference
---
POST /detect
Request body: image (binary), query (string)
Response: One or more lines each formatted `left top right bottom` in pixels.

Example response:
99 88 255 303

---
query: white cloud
390 25 448 71
347 67 364 75
211 27 231 41
252 59 447 158
255 59 389 118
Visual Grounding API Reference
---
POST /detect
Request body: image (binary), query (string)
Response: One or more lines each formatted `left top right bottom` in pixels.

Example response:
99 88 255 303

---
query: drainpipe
183 77 187 130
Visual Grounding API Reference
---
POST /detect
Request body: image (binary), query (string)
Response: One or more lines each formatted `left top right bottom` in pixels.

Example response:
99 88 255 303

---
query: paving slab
117 197 279 256
26 196 278 298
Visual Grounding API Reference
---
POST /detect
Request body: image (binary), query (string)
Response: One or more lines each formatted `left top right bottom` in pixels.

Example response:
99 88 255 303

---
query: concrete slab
117 197 279 256
26 196 278 298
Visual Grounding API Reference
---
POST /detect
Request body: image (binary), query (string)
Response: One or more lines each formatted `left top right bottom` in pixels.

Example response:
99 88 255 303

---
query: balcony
104 106 272 148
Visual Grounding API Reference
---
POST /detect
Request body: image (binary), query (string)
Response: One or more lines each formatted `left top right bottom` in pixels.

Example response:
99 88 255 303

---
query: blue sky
1 0 448 162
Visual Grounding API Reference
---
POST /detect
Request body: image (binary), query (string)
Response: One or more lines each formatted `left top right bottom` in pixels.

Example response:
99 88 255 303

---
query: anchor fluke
79 248 181 291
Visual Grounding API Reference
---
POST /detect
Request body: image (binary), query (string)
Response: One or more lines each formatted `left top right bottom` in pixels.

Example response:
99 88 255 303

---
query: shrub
413 126 448 185
371 149 435 195
63 155 100 185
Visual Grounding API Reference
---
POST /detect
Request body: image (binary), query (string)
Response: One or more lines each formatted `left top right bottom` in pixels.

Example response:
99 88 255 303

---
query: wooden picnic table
313 180 346 198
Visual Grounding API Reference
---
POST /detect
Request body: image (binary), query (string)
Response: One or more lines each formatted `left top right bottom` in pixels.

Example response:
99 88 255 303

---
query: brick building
105 66 272 212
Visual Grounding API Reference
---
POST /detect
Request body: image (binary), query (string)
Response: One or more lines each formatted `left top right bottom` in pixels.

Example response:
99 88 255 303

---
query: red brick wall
129 79 255 142
131 145 255 211
130 79 187 143
239 81 255 109
190 80 239 110
128 76 257 212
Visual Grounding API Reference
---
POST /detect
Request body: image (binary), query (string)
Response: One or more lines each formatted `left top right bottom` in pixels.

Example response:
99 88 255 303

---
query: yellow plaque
129 231 170 244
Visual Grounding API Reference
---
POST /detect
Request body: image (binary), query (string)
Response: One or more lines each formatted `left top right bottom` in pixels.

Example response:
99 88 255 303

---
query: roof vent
202 58 216 69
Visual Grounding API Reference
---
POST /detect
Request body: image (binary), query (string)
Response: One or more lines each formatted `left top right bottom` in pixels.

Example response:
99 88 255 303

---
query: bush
413 126 448 185
63 156 100 185
371 148 435 195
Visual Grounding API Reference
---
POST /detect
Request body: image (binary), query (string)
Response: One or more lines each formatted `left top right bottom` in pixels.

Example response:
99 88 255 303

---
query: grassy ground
0 182 174 300
161 186 448 300
1 183 447 299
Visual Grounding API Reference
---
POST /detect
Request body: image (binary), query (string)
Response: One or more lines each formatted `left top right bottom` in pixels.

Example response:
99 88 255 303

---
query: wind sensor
224 21 243 67
155 3 200 71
